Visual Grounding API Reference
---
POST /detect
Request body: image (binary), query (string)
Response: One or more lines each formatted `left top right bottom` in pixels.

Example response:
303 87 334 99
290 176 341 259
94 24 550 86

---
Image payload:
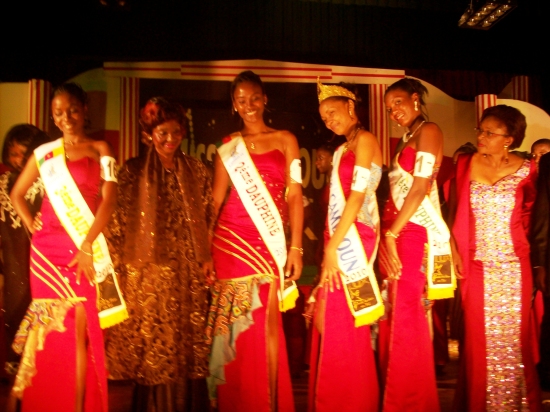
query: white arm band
413 151 436 178
351 165 371 193
100 156 118 183
290 159 302 184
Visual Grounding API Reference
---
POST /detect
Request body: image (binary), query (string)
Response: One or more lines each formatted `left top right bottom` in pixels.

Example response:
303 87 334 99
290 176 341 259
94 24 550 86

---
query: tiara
317 77 356 103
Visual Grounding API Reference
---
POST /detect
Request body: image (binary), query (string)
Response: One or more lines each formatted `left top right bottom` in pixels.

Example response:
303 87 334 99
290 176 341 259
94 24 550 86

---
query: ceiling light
458 0 517 30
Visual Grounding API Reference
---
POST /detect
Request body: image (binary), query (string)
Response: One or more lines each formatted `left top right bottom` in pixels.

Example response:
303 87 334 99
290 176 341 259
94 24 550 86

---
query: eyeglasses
474 127 509 138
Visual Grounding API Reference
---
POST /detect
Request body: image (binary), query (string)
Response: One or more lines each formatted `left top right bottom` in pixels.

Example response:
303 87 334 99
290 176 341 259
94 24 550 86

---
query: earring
504 145 509 164
414 101 419 112
349 111 353 117
234 107 237 112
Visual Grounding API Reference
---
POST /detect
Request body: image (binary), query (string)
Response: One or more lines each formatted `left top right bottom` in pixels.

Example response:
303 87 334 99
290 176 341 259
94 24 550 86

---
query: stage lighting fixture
458 0 517 29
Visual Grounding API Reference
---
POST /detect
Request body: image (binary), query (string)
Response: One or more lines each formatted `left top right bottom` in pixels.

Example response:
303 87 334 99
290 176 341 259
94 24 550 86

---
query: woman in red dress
10 83 117 412
450 105 542 411
206 70 303 411
379 78 445 412
307 80 382 412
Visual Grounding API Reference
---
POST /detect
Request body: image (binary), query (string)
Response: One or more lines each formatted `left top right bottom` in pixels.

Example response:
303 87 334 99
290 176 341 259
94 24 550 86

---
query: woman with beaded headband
307 78 382 411
9 83 119 412
379 77 449 411
105 97 214 411
449 105 542 411
205 70 303 411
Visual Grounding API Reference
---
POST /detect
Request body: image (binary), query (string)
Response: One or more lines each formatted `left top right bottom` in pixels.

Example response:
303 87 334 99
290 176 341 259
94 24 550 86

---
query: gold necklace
403 120 426 142
343 126 362 153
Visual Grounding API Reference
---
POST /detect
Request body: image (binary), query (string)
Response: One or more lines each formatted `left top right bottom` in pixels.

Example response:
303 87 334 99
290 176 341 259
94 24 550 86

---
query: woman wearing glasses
449 105 542 411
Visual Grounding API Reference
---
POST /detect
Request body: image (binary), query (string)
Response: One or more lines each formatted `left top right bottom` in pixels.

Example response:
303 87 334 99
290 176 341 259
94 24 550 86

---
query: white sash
217 134 298 311
389 151 456 299
328 146 384 326
35 138 128 327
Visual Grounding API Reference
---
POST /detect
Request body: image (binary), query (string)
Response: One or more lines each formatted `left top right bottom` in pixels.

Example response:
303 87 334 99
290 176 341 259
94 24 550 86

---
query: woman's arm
10 154 40 233
70 141 118 284
322 131 379 292
383 122 443 279
283 131 304 281
211 152 230 219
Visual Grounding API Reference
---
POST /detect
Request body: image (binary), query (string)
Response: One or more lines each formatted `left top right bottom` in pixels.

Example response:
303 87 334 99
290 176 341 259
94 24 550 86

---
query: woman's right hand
380 236 402 280
30 212 43 234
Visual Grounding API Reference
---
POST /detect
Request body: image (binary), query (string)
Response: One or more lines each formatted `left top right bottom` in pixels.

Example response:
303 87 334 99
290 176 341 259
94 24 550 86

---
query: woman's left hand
381 236 402 280
284 248 303 281
68 246 95 286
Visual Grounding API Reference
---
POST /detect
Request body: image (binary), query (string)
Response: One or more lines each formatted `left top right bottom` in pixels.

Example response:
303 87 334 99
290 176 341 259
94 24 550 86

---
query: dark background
2 0 548 110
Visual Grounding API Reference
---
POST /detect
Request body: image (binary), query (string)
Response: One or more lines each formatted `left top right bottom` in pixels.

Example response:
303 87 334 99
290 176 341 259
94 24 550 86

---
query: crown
317 77 356 103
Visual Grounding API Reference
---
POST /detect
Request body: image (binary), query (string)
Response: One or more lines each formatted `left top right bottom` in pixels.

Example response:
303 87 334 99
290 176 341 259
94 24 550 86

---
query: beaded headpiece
317 77 356 104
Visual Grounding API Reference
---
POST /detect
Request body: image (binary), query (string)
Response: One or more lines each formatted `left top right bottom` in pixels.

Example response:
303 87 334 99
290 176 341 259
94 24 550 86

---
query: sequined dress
206 149 295 412
452 154 542 412
105 149 214 410
308 150 381 412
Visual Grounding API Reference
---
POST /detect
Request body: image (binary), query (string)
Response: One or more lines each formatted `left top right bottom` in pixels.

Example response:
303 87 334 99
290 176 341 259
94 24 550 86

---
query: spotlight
458 0 517 30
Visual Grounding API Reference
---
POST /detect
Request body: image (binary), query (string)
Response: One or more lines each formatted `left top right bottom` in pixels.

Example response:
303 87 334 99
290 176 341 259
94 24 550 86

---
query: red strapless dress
207 150 294 412
308 150 380 412
15 157 107 412
380 146 440 412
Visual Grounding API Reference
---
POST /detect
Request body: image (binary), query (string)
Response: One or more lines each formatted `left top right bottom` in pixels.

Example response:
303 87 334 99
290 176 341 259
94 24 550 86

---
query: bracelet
79 249 93 257
385 230 399 239
290 246 304 256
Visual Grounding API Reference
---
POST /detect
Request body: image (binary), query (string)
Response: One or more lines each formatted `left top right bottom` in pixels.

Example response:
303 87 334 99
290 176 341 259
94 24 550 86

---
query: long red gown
206 149 295 412
308 150 380 412
14 157 108 412
452 154 542 412
380 146 440 412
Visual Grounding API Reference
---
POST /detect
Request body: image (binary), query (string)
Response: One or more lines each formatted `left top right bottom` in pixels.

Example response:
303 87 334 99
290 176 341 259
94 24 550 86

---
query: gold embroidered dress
105 147 214 407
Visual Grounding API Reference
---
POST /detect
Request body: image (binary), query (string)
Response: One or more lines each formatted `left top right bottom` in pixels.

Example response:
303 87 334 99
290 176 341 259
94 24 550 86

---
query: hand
29 212 43 234
535 267 547 295
303 285 320 326
451 243 463 279
379 236 402 280
320 248 341 292
68 242 95 286
284 248 303 281
203 260 216 286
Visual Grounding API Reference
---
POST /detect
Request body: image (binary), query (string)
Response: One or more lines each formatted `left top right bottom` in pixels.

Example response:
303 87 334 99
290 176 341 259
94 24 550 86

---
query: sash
389 151 456 299
217 134 298 311
35 138 128 328
327 146 384 326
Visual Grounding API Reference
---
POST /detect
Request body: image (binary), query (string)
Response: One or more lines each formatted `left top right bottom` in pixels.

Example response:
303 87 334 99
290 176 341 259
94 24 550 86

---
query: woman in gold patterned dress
105 97 214 411
450 105 542 411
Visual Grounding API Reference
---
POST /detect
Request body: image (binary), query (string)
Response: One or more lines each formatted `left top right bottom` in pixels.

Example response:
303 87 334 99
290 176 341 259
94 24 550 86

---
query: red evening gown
13 157 108 412
206 149 295 412
380 146 440 412
452 154 542 411
308 150 381 412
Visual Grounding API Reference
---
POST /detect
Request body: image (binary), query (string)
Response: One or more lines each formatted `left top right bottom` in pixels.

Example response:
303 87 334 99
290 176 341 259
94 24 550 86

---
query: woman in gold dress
105 97 214 411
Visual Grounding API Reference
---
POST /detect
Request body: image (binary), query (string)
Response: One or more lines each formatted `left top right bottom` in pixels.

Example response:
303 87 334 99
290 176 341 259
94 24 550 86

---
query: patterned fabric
205 275 271 389
11 300 75 398
206 277 261 341
105 150 214 385
470 160 530 410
